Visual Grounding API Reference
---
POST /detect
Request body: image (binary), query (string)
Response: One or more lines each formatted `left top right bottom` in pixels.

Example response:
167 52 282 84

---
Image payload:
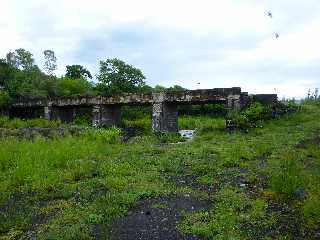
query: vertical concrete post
152 93 178 132
227 94 242 111
44 106 52 120
92 105 121 128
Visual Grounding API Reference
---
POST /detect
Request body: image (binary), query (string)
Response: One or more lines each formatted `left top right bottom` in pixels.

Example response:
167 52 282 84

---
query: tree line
0 48 185 107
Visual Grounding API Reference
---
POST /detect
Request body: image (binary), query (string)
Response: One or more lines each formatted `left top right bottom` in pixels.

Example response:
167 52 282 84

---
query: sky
1 0 319 99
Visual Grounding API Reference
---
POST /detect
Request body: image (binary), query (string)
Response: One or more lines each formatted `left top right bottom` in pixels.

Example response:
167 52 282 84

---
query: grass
0 116 63 129
0 103 320 239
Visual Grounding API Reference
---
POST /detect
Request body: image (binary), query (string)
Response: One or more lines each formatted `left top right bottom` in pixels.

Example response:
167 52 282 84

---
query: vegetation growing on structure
226 101 299 130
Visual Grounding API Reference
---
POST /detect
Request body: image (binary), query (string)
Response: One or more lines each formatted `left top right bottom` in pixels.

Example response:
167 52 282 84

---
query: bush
226 102 275 130
72 114 92 126
0 90 10 108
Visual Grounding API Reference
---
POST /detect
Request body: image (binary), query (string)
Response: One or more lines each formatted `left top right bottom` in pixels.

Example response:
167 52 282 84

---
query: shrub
226 102 274 130
0 90 10 108
73 114 91 126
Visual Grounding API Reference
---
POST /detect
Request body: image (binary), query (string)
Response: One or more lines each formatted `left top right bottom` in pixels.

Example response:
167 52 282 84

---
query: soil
110 195 210 240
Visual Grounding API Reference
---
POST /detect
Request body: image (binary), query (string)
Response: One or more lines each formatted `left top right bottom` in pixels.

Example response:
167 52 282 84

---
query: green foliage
0 90 10 107
5 65 57 98
6 48 35 70
57 77 93 96
179 188 275 239
83 127 121 144
154 132 186 143
303 194 320 227
0 59 15 88
72 114 92 126
0 117 62 129
153 85 167 92
97 58 146 94
179 116 225 133
65 65 92 79
270 152 304 199
227 102 273 130
179 104 227 116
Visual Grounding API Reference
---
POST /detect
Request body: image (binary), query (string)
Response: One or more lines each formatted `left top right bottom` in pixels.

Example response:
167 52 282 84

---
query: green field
0 103 319 239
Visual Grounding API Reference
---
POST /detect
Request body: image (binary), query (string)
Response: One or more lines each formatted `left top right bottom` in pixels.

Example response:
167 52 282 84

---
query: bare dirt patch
110 195 210 240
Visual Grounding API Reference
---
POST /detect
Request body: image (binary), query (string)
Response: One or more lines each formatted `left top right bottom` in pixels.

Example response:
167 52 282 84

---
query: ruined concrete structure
3 88 277 132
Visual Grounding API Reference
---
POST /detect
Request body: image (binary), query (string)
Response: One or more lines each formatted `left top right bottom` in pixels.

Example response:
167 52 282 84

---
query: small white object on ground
179 130 196 139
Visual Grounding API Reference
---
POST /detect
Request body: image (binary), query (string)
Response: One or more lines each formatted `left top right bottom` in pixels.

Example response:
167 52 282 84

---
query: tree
43 50 57 75
0 90 10 108
97 58 146 94
6 48 35 70
167 85 185 92
153 85 167 92
0 59 16 88
66 65 92 80
58 77 93 96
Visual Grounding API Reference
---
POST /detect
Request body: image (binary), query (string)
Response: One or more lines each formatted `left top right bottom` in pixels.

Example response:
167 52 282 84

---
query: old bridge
3 87 277 132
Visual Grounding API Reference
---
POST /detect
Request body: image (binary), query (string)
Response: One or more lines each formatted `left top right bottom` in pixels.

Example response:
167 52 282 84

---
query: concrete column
152 93 178 132
92 105 121 128
44 106 52 120
227 95 242 111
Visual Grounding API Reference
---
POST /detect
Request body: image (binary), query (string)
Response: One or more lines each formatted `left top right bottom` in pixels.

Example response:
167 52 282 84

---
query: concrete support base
92 105 121 128
152 102 178 132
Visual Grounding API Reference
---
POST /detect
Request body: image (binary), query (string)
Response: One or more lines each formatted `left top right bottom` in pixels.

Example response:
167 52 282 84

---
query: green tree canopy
0 59 16 88
97 58 146 95
58 77 93 97
0 90 10 108
66 65 92 80
6 48 35 70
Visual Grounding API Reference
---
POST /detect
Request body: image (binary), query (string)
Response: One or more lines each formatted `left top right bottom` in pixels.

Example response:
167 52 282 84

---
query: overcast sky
1 0 319 99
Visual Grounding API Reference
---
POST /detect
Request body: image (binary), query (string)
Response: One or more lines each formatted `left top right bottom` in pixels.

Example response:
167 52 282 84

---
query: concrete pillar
152 93 178 132
44 106 52 120
92 105 121 128
227 95 242 111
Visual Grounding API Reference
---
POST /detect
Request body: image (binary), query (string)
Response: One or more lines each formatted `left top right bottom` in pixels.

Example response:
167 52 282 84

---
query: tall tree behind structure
43 50 57 75
6 48 35 70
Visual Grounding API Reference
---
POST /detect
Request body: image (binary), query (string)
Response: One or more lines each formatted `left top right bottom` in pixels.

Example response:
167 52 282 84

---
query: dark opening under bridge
4 87 277 132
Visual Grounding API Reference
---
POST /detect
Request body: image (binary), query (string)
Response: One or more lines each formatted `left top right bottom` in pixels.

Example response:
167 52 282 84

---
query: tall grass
0 128 122 194
179 115 225 132
0 116 62 129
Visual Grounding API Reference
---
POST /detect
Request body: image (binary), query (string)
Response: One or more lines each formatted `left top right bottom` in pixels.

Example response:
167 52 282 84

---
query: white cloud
0 0 319 98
